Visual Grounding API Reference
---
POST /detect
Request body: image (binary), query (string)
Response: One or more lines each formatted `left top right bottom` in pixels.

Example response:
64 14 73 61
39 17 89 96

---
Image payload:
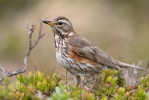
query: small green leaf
118 87 125 96
19 84 26 93
17 74 24 83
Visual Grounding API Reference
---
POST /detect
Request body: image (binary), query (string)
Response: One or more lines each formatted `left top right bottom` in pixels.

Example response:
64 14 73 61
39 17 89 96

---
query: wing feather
68 34 118 68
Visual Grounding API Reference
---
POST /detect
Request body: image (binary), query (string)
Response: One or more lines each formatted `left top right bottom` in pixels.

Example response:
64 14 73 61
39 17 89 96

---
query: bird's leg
76 75 81 86
81 77 87 89
88 75 98 93
83 77 87 86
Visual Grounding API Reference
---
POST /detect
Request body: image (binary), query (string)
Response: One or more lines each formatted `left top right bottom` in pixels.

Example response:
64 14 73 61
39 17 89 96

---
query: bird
42 16 146 91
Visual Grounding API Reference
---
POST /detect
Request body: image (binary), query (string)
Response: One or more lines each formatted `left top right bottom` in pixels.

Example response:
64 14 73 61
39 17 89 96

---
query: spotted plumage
43 16 146 87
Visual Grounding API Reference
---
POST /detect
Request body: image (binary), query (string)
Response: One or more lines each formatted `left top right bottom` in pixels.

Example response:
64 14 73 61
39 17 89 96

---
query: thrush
43 16 146 90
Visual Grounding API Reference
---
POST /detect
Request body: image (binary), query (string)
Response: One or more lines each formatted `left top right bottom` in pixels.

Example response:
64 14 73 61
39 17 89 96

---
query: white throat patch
69 32 74 37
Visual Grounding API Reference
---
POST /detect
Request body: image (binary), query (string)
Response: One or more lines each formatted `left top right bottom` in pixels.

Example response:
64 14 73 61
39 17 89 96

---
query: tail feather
116 61 147 71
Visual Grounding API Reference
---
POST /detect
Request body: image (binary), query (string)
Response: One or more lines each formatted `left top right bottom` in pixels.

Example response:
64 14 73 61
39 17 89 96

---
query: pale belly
54 34 103 77
55 51 103 77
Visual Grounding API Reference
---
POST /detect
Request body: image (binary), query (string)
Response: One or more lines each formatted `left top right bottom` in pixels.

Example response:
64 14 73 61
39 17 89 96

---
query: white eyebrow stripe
58 20 71 26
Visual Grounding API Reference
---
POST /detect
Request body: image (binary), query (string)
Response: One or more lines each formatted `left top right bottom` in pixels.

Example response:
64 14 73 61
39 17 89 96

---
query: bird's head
43 16 75 38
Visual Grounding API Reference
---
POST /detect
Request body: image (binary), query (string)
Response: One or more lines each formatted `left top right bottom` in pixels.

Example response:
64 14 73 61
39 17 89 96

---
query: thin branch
123 61 149 88
0 65 5 78
125 89 137 95
66 71 68 86
140 60 149 78
55 70 76 86
0 19 45 82
133 61 149 88
55 70 74 80
55 70 67 77
50 65 56 77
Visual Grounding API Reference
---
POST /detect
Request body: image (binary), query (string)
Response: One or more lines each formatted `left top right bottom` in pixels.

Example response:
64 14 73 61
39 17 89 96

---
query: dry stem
0 19 45 82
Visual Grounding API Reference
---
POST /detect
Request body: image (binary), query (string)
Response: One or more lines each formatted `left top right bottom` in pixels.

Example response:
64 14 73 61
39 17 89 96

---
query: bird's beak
42 20 54 26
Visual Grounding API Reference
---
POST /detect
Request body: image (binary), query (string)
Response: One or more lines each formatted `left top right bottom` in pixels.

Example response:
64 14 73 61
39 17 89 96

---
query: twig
136 61 142 67
0 66 5 78
33 62 37 72
50 65 56 77
55 70 74 80
147 60 149 70
0 19 45 82
55 70 67 77
133 61 149 88
66 71 68 85
55 70 76 86
140 61 149 78
125 89 137 95
39 61 44 73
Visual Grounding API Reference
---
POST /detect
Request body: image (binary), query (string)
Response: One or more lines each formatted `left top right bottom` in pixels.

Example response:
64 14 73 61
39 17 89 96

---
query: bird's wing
68 34 118 68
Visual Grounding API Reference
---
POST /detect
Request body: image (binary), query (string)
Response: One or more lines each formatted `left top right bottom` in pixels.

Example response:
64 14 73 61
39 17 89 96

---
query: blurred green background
0 0 149 75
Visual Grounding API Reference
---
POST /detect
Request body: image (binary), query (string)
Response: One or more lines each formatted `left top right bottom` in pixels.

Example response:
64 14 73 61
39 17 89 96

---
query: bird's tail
116 61 147 71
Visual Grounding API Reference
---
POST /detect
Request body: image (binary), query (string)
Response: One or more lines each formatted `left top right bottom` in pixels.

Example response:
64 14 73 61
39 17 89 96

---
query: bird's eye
58 21 63 25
